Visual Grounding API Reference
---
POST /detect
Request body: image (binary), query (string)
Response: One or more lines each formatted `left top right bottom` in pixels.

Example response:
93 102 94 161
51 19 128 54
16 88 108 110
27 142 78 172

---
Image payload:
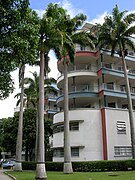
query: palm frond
123 38 135 51
45 78 57 84
124 13 135 25
123 26 135 37
45 86 58 96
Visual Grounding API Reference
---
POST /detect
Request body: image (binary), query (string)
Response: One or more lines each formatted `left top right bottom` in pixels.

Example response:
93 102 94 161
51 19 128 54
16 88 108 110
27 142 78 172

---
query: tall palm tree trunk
122 52 135 158
14 65 25 171
36 52 47 179
63 60 73 174
35 106 38 161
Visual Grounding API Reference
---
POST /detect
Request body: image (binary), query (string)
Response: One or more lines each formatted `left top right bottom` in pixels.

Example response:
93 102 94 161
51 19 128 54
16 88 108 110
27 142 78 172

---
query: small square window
71 147 79 157
70 122 79 131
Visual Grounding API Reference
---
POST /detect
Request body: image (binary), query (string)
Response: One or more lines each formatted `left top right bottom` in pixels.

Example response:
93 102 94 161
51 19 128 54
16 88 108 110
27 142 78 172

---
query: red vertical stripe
101 108 108 160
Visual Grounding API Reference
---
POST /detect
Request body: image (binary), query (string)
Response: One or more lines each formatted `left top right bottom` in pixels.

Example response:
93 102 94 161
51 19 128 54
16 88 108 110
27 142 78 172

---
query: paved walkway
0 169 13 180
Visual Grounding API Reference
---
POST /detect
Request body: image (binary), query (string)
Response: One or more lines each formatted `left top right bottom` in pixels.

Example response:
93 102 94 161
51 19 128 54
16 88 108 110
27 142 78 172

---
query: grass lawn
6 171 135 180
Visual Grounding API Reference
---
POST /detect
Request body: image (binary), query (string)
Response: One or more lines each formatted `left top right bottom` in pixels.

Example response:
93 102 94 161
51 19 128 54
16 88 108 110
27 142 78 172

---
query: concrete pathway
0 169 13 180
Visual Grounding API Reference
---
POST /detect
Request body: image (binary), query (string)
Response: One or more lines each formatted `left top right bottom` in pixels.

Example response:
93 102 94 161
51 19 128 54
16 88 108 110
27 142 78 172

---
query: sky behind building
0 0 135 118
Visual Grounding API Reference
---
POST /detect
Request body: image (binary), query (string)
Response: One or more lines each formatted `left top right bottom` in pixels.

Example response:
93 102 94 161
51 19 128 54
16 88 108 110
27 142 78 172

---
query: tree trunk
122 52 135 158
35 52 47 179
25 144 28 161
35 106 38 161
14 65 25 171
63 60 73 174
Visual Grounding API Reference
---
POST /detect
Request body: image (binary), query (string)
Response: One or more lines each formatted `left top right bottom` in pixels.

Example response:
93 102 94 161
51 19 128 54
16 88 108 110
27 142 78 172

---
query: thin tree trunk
25 144 28 161
35 105 38 161
14 65 25 171
35 52 47 179
122 52 135 158
63 60 73 174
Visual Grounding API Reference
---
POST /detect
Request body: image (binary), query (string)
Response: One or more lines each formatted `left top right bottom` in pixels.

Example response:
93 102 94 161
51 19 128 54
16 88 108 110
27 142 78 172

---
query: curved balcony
57 64 97 88
57 50 99 72
57 85 98 107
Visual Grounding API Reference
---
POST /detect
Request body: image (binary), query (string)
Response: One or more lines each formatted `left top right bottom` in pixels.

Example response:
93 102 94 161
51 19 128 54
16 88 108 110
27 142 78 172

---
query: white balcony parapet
57 64 97 80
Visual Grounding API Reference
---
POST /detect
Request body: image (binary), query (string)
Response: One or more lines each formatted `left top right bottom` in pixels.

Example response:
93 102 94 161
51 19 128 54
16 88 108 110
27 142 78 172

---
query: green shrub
22 159 135 172
22 161 36 170
46 162 63 171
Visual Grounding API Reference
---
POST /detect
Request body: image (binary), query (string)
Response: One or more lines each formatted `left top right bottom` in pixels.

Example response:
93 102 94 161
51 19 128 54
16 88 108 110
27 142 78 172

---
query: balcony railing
100 63 135 75
60 85 98 95
74 64 97 72
101 83 135 94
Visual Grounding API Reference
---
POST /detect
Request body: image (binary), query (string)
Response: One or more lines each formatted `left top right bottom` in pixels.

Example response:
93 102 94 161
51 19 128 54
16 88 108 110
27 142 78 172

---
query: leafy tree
0 0 39 99
22 108 36 161
1 0 39 170
0 108 53 161
97 5 135 159
0 117 18 156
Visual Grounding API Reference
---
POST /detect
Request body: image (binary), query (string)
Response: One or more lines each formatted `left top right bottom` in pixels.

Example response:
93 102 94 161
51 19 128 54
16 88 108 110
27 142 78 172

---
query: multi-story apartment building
52 23 135 162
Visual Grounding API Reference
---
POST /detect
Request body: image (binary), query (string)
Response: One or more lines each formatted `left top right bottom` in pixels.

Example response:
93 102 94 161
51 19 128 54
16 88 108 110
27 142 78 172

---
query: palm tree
14 65 25 171
35 4 71 179
14 73 38 109
54 14 96 173
97 5 135 158
15 71 57 159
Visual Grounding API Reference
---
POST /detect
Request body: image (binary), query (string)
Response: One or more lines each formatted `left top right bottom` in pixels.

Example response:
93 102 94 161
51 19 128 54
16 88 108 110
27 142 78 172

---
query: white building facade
52 30 135 162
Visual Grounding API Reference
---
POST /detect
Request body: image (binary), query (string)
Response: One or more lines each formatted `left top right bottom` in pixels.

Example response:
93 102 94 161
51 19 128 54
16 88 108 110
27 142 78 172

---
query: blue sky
0 0 135 118
29 0 135 22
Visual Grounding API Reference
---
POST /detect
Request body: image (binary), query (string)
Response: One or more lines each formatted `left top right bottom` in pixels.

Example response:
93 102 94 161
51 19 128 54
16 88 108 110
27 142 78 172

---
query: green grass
6 171 135 180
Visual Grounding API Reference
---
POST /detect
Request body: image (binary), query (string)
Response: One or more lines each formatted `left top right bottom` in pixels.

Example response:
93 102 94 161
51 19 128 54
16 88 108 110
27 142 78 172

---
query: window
120 85 126 92
108 102 116 108
53 148 64 157
118 66 123 71
132 87 135 93
122 104 128 109
114 146 132 157
71 147 79 157
70 122 79 131
117 121 126 134
53 122 79 134
53 147 79 157
106 82 114 90
104 63 112 69
53 124 64 134
80 46 85 51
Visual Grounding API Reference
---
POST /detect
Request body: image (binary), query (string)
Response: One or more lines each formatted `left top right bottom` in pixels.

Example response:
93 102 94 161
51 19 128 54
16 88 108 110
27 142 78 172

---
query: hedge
22 159 135 172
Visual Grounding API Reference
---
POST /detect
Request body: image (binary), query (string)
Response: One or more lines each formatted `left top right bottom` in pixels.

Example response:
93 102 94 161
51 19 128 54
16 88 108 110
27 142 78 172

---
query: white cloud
35 0 84 19
90 11 108 25
59 0 84 18
48 50 59 79
35 9 45 18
